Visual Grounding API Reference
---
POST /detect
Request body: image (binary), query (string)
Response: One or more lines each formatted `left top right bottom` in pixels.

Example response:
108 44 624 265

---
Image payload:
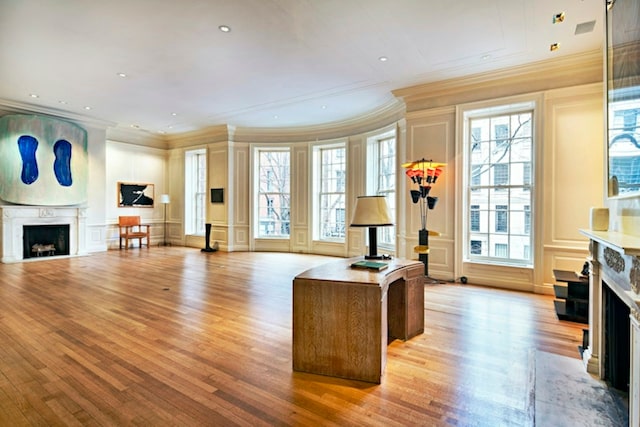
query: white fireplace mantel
0 205 87 263
580 228 640 426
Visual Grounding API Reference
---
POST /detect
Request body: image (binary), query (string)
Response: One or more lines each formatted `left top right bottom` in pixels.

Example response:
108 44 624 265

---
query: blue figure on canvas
17 135 39 185
53 139 73 186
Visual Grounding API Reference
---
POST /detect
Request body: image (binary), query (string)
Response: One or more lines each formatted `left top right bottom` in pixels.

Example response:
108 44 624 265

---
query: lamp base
364 254 384 260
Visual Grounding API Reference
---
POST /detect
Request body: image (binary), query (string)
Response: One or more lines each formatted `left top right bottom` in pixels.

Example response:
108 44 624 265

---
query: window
495 243 508 258
367 133 396 248
464 102 534 266
470 205 480 232
493 163 508 188
470 240 482 255
495 205 508 232
185 148 206 235
314 144 346 241
256 149 290 237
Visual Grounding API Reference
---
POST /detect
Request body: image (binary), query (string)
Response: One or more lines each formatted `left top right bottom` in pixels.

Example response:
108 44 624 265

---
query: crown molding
393 50 603 110
106 126 169 149
0 98 116 129
165 124 231 150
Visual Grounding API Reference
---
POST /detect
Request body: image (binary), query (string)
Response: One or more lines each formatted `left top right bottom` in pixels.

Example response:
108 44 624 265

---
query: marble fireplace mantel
580 229 640 426
0 205 87 263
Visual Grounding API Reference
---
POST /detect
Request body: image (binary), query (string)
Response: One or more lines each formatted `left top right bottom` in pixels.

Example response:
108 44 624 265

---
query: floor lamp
402 159 445 276
160 194 171 246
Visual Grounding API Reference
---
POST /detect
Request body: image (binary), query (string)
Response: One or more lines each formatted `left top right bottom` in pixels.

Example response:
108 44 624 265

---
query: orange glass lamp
402 158 446 276
350 195 393 260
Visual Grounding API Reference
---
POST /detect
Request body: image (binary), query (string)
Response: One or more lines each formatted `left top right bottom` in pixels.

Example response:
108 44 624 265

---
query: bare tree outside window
257 150 290 237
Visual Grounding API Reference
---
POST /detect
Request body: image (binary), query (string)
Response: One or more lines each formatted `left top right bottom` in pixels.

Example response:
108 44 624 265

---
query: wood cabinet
292 258 424 383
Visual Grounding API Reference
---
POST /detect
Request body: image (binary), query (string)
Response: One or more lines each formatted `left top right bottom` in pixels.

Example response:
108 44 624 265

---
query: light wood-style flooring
0 248 584 426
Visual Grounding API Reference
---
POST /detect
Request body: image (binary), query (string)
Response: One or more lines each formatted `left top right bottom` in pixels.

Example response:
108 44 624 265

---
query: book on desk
350 260 389 271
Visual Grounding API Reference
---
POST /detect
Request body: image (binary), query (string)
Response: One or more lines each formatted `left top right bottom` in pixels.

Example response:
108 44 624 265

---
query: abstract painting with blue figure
0 114 88 206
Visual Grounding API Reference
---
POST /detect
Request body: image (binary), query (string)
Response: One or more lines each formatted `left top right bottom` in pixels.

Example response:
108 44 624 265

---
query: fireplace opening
23 224 70 259
603 281 630 392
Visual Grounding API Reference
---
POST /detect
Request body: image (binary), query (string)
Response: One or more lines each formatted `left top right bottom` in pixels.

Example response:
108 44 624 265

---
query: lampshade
160 194 171 204
350 195 393 227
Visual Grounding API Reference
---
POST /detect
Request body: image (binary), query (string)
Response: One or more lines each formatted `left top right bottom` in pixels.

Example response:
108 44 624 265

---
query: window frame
461 100 537 267
312 141 347 242
253 147 291 239
366 130 397 250
184 148 207 236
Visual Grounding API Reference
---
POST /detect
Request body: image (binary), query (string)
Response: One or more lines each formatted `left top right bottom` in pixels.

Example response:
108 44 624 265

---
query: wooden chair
118 216 150 249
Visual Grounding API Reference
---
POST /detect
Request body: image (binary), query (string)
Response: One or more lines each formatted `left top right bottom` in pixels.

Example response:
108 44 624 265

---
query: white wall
105 140 169 249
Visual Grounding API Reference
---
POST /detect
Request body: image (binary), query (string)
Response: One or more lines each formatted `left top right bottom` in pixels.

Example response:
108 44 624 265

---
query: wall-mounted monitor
211 188 224 203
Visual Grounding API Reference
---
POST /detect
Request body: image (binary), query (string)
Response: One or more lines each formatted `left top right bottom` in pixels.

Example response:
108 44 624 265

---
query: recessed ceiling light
29 93 39 98
171 112 177 116
274 115 279 119
481 54 491 60
84 106 91 110
321 105 327 109
130 124 140 129
58 100 67 105
219 25 231 33
553 12 565 24
117 72 127 78
378 56 388 62
550 42 560 52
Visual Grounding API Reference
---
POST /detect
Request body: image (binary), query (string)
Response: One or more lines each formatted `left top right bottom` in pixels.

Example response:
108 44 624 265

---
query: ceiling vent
575 20 596 35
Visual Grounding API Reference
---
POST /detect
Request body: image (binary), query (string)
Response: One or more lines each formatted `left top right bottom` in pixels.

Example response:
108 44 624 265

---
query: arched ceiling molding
393 50 603 112
230 100 405 144
166 124 231 150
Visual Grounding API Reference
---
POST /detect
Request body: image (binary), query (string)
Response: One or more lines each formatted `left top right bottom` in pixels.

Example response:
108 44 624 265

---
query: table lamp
350 195 393 259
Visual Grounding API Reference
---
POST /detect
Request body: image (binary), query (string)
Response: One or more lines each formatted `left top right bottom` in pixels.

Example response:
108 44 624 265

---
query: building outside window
314 143 346 241
184 148 206 235
256 149 290 237
464 103 534 265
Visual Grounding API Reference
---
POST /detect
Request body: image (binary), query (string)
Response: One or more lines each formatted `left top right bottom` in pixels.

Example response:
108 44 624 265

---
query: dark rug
534 351 628 426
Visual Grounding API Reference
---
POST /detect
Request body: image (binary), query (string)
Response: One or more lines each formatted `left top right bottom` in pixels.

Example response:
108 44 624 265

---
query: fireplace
23 224 70 259
580 229 640 425
0 206 86 263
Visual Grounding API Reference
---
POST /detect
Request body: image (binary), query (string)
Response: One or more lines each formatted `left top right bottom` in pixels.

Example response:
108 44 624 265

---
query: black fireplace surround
23 224 70 259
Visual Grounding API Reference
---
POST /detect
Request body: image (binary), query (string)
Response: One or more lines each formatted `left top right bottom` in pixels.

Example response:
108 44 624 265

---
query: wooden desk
292 258 424 383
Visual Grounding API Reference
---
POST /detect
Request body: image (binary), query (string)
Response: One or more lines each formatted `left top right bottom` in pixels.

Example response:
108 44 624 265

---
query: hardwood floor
0 248 584 426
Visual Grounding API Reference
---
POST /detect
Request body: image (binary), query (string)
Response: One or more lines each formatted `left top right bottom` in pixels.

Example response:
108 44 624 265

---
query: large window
185 148 206 235
256 149 290 238
314 143 346 241
367 133 396 248
464 103 534 265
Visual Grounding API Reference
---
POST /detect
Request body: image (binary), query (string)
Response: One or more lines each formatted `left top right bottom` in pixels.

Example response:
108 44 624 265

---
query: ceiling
0 0 603 135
